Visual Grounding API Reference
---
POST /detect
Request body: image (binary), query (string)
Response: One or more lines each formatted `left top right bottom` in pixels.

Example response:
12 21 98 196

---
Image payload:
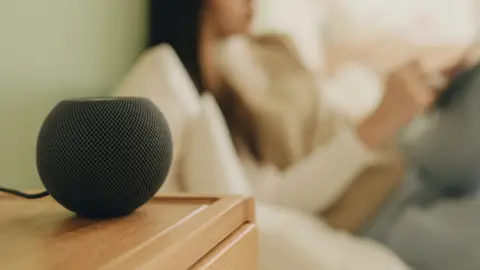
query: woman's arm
253 126 381 214
314 68 405 232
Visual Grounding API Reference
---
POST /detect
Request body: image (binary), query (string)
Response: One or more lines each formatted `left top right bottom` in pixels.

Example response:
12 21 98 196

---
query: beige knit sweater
214 34 404 232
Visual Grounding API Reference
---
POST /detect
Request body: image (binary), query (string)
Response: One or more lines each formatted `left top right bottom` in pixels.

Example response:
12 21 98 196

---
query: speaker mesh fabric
36 97 172 218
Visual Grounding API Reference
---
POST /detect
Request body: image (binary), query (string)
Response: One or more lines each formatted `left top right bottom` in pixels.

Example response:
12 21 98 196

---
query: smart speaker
36 97 172 218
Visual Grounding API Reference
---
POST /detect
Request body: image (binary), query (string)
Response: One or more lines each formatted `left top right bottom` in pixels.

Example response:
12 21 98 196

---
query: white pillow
113 44 201 193
182 93 253 195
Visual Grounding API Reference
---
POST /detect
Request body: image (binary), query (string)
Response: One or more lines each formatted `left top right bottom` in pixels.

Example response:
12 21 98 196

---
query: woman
149 0 475 269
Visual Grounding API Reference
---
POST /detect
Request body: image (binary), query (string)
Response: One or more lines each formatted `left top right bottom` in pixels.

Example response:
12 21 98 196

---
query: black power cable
0 186 49 199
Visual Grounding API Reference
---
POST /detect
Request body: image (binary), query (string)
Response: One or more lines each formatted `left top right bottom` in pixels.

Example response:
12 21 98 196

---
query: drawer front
191 224 258 270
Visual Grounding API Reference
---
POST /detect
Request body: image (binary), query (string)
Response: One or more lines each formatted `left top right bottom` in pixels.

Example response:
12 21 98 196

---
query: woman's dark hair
149 0 262 161
149 0 205 91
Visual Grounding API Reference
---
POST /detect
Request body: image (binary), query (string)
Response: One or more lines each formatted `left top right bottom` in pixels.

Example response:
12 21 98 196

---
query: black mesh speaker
36 97 173 218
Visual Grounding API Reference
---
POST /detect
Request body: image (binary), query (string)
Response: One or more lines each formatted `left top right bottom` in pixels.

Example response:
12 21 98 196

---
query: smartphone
436 39 480 108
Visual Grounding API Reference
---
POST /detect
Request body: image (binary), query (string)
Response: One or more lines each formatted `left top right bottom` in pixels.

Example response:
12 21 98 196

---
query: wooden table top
0 194 254 270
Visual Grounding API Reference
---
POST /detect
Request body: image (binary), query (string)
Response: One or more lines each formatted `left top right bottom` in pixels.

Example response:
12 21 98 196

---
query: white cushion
113 44 201 193
182 93 253 195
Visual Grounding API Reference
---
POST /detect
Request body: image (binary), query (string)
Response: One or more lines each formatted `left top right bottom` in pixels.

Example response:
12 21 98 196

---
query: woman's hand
357 61 440 148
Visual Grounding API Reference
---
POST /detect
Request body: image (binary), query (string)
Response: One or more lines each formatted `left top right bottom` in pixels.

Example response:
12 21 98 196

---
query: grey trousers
361 168 480 270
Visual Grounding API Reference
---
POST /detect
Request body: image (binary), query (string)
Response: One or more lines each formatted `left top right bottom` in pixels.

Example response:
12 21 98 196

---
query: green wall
0 0 148 189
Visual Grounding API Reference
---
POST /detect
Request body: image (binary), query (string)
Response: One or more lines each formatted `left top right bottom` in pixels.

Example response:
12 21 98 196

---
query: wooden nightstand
0 194 258 270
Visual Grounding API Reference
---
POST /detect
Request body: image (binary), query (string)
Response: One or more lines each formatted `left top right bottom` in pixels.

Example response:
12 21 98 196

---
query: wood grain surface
0 194 257 270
